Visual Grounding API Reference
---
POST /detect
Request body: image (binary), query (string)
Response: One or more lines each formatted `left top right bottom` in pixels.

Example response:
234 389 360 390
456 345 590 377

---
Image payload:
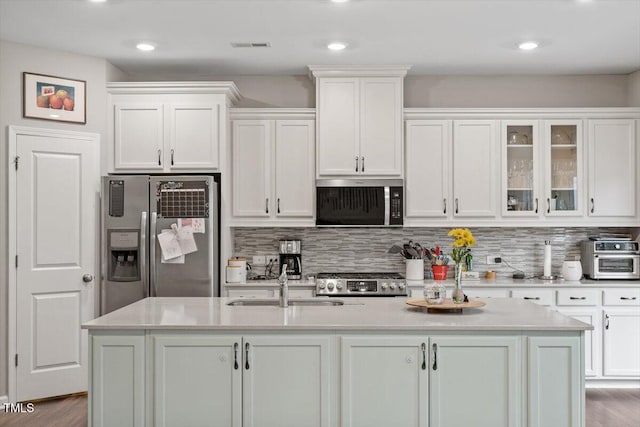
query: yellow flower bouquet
448 227 476 265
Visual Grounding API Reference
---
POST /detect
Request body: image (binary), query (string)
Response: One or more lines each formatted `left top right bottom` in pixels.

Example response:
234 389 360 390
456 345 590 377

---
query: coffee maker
279 239 302 280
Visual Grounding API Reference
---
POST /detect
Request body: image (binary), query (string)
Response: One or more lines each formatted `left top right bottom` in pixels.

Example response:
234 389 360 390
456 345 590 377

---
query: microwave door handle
150 212 157 297
384 187 390 226
140 212 148 297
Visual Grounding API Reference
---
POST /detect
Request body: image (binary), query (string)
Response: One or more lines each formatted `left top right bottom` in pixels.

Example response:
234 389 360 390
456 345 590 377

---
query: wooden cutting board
406 298 486 313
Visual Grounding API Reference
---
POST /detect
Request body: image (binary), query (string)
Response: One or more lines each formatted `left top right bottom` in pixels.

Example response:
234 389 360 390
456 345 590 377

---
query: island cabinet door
242 335 332 427
528 336 582 427
341 337 428 427
152 334 242 427
429 336 521 427
91 332 145 427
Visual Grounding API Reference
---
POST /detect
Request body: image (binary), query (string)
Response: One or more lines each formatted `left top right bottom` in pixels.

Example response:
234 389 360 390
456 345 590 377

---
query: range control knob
336 283 344 290
317 282 326 290
327 282 335 291
380 283 388 290
398 283 406 290
615 243 621 250
389 283 397 290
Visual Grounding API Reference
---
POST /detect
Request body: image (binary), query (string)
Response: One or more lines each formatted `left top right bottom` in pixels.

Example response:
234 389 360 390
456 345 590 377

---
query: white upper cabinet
231 114 315 225
587 119 637 217
311 66 409 178
107 82 239 173
452 120 499 217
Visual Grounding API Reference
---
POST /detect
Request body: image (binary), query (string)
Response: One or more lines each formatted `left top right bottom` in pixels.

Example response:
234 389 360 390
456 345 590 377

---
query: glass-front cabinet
543 120 583 216
502 120 539 216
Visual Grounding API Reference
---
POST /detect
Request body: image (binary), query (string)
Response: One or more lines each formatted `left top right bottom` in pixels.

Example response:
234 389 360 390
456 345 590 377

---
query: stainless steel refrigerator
100 175 219 314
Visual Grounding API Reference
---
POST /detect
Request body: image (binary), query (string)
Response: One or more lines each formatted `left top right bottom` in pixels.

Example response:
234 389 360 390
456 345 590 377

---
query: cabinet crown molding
404 107 640 120
107 81 241 104
230 108 316 121
308 65 411 81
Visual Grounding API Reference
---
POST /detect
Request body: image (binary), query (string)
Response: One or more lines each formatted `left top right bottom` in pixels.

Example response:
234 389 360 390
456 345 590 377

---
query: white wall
628 70 640 107
0 40 119 398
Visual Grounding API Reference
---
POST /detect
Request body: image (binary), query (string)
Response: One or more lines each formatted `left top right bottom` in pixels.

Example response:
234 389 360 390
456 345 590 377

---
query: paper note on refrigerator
179 218 205 233
176 225 198 255
157 229 182 260
162 254 185 264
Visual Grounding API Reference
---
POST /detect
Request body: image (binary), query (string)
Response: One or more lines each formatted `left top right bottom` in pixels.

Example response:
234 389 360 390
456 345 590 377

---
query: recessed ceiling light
88 0 108 3
331 0 350 3
328 42 347 51
136 43 156 52
518 41 539 51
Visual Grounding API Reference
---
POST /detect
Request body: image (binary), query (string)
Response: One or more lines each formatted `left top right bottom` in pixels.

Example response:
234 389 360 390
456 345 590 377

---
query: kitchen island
83 297 590 427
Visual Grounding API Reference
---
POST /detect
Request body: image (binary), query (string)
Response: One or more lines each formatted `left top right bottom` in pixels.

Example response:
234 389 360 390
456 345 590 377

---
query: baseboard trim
586 381 640 389
0 395 8 404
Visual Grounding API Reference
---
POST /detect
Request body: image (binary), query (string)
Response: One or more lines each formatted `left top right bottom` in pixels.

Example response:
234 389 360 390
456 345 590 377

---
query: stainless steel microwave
316 179 403 227
581 240 640 280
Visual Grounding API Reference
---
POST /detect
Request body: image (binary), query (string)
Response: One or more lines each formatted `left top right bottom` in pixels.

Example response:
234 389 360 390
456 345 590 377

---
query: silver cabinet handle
443 198 447 214
605 314 610 330
82 274 94 283
170 149 174 166
535 198 539 214
620 297 637 301
590 198 595 214
245 342 250 370
361 156 365 172
524 297 540 300
355 156 359 172
421 343 427 370
234 343 239 370
157 149 162 166
569 297 587 300
432 343 438 370
455 198 459 214
265 198 269 214
547 198 551 214
277 198 281 214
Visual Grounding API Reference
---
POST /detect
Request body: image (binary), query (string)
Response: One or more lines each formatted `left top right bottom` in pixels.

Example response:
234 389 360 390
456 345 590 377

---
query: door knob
82 274 94 283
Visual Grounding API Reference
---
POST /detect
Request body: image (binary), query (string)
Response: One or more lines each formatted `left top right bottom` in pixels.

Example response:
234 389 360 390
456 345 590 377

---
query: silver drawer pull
569 297 587 300
620 297 637 301
524 297 540 300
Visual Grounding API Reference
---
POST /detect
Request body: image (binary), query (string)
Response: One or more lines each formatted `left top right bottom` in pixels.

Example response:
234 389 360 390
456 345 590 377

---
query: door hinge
14 156 19 171
15 354 18 367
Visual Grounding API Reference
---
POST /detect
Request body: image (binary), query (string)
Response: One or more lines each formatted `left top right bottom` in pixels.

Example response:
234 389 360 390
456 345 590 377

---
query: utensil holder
405 259 424 281
431 265 449 281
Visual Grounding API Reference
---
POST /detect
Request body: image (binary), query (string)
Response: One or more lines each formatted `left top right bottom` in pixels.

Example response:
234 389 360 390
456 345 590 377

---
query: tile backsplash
232 227 635 279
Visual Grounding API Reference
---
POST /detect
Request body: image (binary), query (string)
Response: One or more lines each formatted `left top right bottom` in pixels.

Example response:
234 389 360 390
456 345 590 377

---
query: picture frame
23 72 86 124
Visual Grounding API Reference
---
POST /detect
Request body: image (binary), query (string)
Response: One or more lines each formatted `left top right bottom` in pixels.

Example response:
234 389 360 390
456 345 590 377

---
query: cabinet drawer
603 288 640 306
511 289 554 306
227 289 274 299
556 289 600 306
464 289 510 299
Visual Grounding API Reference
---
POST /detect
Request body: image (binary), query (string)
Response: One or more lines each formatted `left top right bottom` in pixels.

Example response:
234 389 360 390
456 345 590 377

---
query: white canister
405 259 425 281
562 260 583 281
226 266 244 283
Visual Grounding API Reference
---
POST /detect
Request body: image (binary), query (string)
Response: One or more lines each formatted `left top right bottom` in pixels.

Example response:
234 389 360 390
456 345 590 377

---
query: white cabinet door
153 335 242 427
341 336 428 427
528 336 582 427
91 333 145 427
359 77 403 176
317 78 360 176
167 103 220 170
587 119 636 217
429 336 520 427
452 120 498 217
275 120 315 217
603 309 640 376
232 120 271 217
243 335 331 427
114 103 164 170
556 309 601 377
405 120 450 218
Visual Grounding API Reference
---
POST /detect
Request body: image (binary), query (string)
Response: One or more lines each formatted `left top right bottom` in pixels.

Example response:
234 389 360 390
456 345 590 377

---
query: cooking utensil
387 244 404 254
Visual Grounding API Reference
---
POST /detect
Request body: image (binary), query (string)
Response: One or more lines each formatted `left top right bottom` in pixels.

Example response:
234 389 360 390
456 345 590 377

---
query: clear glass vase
452 263 465 304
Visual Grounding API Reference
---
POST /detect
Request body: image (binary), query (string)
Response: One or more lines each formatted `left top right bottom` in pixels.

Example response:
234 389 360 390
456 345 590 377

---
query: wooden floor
1 389 639 426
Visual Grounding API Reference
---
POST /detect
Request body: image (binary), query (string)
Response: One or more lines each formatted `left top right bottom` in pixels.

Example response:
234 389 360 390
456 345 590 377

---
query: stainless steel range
315 272 407 297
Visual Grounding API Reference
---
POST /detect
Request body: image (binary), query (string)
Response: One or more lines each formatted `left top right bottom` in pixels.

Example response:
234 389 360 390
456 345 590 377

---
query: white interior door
13 128 99 401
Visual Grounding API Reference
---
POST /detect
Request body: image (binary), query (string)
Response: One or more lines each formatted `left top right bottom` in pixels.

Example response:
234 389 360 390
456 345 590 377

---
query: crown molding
107 81 241 104
308 65 411 81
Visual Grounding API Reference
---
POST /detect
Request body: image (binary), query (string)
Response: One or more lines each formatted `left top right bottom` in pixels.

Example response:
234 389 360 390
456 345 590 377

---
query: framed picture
23 72 86 124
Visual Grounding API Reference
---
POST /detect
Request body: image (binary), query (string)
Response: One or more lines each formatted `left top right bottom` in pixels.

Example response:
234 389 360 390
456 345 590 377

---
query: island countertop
82 297 592 332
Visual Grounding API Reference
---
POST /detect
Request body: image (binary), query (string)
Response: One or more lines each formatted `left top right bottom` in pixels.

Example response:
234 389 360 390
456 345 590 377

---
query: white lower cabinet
152 334 242 427
556 308 601 377
90 332 145 427
602 309 640 377
341 336 428 427
429 336 520 427
242 335 332 427
528 336 582 427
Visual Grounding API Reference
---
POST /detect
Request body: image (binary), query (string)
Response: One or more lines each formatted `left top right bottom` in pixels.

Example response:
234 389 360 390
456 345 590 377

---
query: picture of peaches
36 95 49 108
56 89 68 100
48 94 63 109
63 97 74 111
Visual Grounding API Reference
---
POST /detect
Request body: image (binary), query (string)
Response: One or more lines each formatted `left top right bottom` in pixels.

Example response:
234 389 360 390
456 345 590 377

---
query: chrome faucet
279 264 289 308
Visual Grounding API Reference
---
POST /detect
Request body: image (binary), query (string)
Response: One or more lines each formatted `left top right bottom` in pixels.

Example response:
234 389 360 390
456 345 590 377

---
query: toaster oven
581 240 640 280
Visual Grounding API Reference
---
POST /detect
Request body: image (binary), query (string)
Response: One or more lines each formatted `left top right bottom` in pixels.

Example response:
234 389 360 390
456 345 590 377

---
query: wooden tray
406 298 486 314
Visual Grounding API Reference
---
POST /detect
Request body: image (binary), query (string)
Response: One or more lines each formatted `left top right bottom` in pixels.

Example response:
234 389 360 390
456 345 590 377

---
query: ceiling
1 0 639 78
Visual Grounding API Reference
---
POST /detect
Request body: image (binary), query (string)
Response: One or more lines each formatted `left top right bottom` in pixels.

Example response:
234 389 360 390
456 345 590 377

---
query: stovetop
316 272 405 280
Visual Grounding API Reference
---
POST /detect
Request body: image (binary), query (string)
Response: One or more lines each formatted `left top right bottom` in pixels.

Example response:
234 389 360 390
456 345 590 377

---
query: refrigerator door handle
150 212 158 297
140 212 148 298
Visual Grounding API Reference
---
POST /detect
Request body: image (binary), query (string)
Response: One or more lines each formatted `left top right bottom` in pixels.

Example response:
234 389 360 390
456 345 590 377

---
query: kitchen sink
227 299 344 307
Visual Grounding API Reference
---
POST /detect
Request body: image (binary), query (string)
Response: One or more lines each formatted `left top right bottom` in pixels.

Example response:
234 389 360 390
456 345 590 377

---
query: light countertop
82 297 591 332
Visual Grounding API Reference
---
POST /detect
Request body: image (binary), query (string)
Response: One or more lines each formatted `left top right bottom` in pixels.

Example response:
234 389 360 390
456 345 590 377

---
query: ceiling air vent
231 42 271 48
